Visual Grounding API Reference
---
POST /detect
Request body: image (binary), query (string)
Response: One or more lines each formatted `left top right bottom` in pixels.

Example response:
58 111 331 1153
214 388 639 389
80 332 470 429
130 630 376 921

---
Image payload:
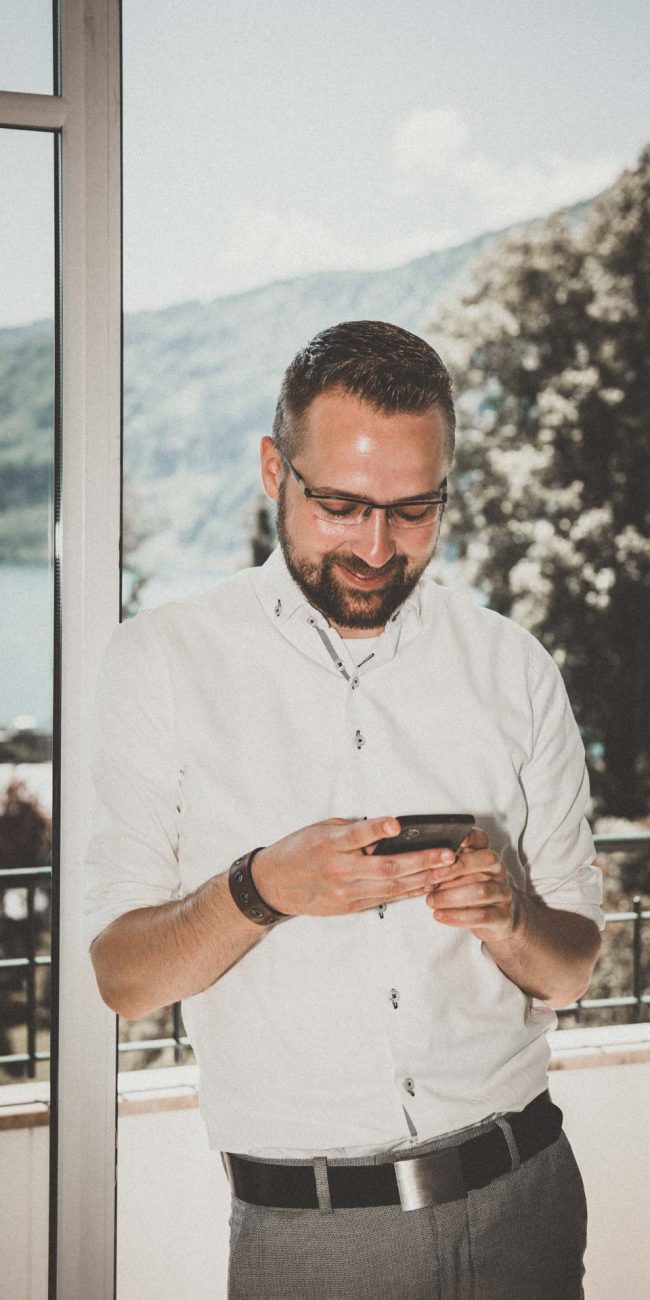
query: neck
332 623 384 639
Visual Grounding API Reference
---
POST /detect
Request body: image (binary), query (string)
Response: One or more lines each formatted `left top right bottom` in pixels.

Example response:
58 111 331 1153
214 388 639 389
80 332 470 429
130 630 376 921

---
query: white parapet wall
1 1025 649 1300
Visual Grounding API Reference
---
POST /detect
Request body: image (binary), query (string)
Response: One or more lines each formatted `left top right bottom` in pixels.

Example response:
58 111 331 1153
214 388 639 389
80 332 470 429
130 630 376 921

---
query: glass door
0 119 57 1300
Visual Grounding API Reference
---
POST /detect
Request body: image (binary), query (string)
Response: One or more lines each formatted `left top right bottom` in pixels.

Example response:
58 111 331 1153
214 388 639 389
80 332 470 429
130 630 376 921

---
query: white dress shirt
84 544 604 1156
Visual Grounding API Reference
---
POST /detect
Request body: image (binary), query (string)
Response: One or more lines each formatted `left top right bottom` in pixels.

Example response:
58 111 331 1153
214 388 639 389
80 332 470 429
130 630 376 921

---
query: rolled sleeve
518 638 605 930
84 614 183 951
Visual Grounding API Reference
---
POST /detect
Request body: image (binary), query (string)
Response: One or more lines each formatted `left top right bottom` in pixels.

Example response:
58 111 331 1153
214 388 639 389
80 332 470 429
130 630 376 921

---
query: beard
275 479 437 631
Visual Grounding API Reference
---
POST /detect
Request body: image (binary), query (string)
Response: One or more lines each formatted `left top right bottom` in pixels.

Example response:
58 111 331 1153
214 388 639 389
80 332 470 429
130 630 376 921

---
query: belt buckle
394 1147 466 1212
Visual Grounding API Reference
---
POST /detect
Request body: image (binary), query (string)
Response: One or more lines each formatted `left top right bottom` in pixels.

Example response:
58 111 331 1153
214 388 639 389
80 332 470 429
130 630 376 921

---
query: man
86 320 603 1299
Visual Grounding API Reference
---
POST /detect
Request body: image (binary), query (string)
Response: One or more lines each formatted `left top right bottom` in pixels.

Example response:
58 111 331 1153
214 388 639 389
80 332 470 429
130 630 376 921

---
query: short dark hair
272 319 455 463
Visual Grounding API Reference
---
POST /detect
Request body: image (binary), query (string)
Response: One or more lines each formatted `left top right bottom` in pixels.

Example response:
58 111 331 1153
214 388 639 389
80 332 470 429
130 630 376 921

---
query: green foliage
0 325 54 563
0 780 52 1082
434 146 650 819
249 494 276 568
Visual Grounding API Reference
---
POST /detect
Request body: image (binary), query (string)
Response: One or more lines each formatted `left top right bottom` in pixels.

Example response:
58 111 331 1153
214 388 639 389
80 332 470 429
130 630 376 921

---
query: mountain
0 198 595 583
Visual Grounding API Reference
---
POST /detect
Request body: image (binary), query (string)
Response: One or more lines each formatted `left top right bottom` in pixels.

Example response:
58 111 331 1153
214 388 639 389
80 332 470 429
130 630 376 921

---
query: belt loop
313 1156 334 1215
494 1116 521 1172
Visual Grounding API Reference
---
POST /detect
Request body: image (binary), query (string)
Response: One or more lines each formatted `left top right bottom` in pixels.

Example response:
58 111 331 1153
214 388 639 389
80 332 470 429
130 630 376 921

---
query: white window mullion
0 90 66 131
55 2 122 1298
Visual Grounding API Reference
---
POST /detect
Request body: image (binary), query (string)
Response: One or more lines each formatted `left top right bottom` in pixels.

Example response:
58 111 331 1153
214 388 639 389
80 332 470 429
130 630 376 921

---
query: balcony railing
1 834 649 1078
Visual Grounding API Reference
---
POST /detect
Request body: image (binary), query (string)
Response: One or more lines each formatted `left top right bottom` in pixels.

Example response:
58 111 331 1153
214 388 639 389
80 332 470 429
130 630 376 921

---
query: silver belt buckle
394 1147 466 1212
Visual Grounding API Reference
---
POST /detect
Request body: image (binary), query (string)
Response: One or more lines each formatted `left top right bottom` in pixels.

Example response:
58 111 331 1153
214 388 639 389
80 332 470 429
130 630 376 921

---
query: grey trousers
226 1115 588 1299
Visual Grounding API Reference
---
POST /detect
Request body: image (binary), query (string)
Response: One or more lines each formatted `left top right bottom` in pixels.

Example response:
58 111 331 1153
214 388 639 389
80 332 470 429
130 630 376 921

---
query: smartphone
372 814 475 855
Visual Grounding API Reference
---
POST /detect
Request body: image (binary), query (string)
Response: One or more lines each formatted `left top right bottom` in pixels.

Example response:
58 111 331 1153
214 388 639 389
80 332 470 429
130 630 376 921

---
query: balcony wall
1 1024 648 1300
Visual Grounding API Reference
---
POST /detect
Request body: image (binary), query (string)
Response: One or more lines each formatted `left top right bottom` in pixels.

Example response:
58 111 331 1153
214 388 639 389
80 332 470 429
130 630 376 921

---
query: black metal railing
0 865 53 1076
1 834 649 1079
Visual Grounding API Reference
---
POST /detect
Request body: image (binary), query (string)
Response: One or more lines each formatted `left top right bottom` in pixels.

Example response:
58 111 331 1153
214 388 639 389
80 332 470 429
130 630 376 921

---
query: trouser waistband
222 1090 563 1212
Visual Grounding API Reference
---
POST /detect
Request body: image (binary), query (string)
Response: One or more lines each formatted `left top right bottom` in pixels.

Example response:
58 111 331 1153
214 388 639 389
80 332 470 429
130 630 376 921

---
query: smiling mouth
337 563 393 589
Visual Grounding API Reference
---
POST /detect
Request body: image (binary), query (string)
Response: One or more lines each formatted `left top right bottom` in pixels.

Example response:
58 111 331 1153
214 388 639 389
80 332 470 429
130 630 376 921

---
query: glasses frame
281 452 448 525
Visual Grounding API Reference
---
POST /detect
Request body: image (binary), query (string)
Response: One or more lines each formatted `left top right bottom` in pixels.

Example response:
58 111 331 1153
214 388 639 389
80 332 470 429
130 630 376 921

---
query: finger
353 866 434 898
431 904 508 928
342 817 401 852
458 827 489 852
429 848 502 883
427 879 507 910
429 870 494 894
354 872 434 909
379 846 454 875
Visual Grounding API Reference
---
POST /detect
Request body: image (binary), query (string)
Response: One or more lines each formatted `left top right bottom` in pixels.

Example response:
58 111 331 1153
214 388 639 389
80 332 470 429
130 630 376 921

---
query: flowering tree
432 146 650 818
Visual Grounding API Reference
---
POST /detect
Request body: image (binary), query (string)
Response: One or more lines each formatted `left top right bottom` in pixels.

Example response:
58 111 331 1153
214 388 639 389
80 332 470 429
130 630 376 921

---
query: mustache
331 555 406 580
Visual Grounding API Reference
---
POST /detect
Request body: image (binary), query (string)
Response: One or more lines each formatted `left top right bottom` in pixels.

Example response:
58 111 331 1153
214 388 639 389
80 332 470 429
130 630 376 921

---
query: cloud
393 104 621 227
195 207 459 299
394 107 469 182
213 208 359 287
358 227 461 266
457 150 620 227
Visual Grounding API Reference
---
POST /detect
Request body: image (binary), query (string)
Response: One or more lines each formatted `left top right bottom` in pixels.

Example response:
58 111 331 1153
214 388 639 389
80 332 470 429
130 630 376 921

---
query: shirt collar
250 543 425 634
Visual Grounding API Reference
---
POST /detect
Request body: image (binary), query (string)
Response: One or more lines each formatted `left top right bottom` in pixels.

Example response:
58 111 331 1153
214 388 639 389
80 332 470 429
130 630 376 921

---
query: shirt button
355 730 365 749
351 676 359 689
404 1077 415 1097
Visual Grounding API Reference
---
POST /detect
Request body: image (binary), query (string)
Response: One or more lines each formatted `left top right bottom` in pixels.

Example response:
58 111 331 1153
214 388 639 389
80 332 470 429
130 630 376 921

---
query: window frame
0 3 122 1297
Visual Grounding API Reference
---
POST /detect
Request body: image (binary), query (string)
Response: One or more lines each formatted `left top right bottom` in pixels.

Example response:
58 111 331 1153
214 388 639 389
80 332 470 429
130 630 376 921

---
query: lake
0 562 226 730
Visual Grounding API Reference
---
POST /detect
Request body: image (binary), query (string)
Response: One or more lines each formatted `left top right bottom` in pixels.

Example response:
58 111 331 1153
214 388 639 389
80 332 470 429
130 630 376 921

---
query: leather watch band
228 847 291 927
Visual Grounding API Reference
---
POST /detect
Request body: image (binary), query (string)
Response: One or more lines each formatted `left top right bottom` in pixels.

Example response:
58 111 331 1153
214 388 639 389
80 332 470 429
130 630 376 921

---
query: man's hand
425 826 516 942
252 817 451 918
425 825 602 1007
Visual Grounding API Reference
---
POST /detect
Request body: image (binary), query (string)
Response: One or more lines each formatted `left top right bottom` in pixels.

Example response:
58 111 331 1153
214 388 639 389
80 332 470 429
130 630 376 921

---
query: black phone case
373 814 475 854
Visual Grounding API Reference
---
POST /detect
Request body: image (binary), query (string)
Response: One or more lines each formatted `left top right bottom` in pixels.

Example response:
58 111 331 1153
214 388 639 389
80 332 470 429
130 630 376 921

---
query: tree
0 780 51 1080
249 493 275 568
122 475 154 617
432 146 650 818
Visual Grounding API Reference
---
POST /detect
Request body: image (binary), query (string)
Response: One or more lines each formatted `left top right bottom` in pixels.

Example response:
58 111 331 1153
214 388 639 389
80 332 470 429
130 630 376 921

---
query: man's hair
272 319 455 463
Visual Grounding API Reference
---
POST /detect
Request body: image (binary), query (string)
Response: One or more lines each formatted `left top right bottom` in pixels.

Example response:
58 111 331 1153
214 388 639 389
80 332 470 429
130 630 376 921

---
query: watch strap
228 847 291 927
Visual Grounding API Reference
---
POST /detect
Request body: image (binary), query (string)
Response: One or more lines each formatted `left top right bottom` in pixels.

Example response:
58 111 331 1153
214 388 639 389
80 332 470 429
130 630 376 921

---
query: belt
222 1090 562 1213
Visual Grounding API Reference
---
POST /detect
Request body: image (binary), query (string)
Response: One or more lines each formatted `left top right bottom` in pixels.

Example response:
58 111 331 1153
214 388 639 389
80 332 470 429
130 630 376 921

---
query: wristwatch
228 847 291 927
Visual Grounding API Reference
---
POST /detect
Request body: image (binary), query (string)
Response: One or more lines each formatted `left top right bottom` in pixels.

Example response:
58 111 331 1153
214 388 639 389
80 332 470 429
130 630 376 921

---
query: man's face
260 387 450 637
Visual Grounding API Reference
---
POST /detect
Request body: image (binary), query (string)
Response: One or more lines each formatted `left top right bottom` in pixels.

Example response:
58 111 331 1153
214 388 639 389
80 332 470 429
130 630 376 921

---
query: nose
351 508 397 568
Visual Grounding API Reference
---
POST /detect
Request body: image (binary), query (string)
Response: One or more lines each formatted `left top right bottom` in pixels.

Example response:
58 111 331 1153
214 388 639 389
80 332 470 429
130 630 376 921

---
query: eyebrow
310 482 445 503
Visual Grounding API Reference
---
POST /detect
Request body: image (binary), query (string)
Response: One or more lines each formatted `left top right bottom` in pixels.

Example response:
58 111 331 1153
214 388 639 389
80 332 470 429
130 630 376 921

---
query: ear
260 436 283 503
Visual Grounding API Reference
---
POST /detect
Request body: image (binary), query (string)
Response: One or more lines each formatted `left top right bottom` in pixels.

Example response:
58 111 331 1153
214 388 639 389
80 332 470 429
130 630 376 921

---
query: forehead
299 387 449 493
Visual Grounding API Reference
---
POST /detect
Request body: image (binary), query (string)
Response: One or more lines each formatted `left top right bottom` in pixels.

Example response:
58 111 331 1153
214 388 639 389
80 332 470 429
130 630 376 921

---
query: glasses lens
390 503 442 529
312 499 368 525
311 500 443 529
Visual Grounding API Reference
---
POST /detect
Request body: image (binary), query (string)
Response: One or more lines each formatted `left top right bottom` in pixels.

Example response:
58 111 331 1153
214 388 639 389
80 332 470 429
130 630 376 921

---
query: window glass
121 0 649 1066
119 4 648 1296
0 126 55 1300
0 0 54 95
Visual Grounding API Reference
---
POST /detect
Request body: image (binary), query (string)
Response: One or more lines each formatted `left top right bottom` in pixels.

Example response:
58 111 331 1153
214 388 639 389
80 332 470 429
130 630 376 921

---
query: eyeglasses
282 453 448 531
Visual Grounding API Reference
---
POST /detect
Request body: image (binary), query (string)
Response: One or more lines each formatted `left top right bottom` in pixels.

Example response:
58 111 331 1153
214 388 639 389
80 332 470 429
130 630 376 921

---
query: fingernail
440 850 455 864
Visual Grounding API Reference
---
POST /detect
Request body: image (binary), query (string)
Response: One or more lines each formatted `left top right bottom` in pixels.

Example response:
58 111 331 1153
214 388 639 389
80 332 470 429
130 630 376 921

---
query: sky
1 0 649 326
